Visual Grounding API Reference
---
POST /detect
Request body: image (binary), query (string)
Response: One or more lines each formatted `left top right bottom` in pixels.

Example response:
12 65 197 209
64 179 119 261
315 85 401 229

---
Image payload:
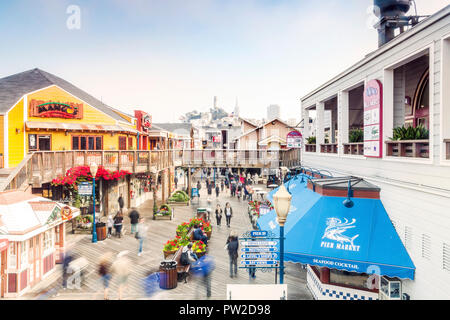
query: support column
338 90 349 156
316 101 325 153
187 168 191 199
161 169 166 204
301 105 310 139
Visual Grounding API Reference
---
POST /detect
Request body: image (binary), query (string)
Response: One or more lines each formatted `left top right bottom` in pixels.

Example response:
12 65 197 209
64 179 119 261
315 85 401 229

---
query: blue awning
258 178 415 280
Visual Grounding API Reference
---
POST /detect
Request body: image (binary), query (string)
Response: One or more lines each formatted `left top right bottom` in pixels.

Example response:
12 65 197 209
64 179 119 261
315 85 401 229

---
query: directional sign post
239 230 280 280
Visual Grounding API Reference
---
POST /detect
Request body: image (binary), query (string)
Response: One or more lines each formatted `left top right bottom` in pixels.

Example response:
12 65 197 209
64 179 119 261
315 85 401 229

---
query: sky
0 0 448 123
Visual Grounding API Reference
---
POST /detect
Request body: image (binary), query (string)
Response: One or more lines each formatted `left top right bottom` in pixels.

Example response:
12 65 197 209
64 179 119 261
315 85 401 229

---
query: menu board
286 131 303 149
363 79 383 158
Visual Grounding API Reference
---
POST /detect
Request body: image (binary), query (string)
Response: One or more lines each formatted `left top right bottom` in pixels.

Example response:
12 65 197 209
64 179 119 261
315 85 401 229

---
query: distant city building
267 104 281 120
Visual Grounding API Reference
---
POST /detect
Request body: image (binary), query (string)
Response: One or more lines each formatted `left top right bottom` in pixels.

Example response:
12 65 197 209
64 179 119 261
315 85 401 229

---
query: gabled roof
0 68 131 123
152 123 192 134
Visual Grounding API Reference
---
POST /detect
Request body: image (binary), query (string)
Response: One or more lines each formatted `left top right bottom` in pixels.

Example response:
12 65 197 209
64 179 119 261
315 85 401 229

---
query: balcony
342 143 364 156
385 140 429 158
320 144 338 154
305 144 317 153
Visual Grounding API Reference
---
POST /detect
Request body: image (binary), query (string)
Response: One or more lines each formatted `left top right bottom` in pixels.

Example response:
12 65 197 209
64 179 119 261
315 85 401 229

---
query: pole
92 177 97 243
280 225 284 284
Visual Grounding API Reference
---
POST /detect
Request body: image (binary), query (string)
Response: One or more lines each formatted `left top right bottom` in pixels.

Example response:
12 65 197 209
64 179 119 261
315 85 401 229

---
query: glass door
38 135 51 151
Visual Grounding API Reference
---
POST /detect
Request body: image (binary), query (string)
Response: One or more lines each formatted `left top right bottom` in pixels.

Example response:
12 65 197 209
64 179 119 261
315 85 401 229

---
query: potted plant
349 128 364 143
176 222 189 237
390 125 429 141
192 240 207 258
202 221 212 239
306 136 316 144
163 238 179 259
155 204 172 220
188 217 204 229
176 235 190 247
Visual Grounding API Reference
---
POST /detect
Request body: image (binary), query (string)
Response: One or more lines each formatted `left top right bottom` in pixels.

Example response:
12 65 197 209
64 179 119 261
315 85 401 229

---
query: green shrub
349 128 364 143
391 125 429 141
306 136 316 144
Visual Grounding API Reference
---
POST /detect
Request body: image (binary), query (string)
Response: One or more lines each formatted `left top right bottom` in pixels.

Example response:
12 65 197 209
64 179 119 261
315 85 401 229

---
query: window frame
71 135 103 151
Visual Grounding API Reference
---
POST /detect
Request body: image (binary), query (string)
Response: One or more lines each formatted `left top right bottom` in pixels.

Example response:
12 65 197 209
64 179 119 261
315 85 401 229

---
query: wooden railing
385 140 429 158
342 143 364 156
1 149 296 191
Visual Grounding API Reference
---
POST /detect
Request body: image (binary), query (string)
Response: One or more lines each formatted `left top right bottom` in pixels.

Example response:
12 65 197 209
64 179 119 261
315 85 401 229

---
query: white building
300 5 450 299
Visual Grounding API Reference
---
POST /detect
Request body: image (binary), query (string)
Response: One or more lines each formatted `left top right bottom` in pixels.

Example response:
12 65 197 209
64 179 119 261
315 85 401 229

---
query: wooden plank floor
18 176 312 300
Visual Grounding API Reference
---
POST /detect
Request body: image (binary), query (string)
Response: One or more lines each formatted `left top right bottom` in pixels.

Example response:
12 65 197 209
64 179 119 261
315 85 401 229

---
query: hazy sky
0 0 448 122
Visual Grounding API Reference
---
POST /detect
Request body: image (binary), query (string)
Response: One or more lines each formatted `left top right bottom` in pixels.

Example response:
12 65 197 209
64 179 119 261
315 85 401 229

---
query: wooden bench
173 247 190 283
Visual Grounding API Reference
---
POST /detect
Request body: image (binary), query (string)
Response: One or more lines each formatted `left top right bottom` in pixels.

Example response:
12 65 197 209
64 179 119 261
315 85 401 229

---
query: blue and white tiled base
306 265 378 301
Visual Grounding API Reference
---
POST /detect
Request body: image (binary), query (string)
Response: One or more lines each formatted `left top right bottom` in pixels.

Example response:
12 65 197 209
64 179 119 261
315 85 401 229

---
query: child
107 215 113 238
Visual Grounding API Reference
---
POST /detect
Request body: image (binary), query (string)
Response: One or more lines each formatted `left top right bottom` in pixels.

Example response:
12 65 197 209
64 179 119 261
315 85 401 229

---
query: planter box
167 200 190 206
385 140 429 158
343 143 364 155
305 144 316 153
155 214 172 220
320 143 338 154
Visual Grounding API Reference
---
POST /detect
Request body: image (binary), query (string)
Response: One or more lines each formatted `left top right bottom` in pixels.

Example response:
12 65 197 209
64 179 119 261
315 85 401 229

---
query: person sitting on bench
181 243 198 266
193 224 208 245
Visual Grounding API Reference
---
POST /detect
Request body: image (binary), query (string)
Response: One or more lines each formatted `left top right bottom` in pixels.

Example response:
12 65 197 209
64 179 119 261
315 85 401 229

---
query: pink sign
286 131 303 149
363 79 383 158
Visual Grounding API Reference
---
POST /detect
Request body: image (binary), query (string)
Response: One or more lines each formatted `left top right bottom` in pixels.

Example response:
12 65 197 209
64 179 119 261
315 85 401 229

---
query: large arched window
405 69 429 129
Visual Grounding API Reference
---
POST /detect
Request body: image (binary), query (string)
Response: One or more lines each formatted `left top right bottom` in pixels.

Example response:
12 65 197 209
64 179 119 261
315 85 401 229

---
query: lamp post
90 162 98 243
273 183 292 284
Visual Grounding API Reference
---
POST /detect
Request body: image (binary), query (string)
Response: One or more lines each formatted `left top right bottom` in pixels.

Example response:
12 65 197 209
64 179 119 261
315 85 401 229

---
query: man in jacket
193 224 208 245
128 208 140 234
226 233 239 278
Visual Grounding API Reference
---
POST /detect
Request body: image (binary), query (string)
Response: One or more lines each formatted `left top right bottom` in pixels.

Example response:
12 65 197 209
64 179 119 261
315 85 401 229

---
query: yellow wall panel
27 86 119 125
8 99 25 167
0 115 4 156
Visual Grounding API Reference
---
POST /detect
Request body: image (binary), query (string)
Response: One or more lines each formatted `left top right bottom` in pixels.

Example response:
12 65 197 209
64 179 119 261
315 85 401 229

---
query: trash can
96 222 107 241
159 260 178 289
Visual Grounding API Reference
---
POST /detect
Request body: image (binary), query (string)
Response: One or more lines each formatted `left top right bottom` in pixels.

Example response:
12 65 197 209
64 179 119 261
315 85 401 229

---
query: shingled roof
0 68 132 123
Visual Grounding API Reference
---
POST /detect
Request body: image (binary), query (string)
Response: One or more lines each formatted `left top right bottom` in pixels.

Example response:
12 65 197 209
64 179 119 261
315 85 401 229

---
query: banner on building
363 79 383 158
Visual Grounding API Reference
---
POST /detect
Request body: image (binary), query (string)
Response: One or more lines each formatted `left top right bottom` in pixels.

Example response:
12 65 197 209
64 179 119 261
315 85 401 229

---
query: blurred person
62 249 74 290
193 255 216 298
181 243 198 266
136 217 148 256
98 252 114 300
118 194 124 214
113 211 124 238
128 207 140 234
230 182 236 197
107 214 114 238
142 268 162 297
225 231 239 278
215 184 220 198
112 251 131 300
215 203 223 226
225 202 233 227
221 180 224 191
207 181 213 196
174 175 178 189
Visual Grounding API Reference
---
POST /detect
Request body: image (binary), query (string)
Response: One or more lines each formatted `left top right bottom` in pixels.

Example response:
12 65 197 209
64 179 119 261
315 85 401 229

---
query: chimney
374 0 411 47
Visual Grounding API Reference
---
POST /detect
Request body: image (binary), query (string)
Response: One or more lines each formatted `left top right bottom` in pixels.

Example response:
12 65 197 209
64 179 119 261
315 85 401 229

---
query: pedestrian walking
107 214 114 238
112 251 131 300
128 207 140 234
62 250 74 290
98 252 114 300
174 176 178 189
215 203 223 226
230 183 236 197
225 202 233 227
215 184 220 198
113 211 124 238
221 180 224 191
207 182 213 196
118 194 124 214
225 231 239 278
136 218 148 256
194 255 215 298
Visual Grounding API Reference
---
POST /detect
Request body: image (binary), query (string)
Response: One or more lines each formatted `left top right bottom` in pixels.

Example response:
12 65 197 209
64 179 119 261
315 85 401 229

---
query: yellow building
0 68 139 168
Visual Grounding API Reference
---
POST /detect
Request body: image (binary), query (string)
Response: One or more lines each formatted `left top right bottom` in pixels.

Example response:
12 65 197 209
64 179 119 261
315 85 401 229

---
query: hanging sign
239 230 280 270
61 206 73 221
363 79 383 158
29 99 83 119
78 182 93 195
286 131 302 149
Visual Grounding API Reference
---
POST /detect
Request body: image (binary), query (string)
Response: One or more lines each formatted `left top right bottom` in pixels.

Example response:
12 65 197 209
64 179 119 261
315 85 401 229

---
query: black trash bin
159 260 178 289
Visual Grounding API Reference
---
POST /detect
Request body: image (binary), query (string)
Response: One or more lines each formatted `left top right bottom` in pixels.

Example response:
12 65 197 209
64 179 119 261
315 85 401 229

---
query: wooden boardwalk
18 178 312 300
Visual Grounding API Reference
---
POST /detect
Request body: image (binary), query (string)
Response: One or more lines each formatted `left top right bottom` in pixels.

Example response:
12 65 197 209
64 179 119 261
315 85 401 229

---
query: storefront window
72 136 103 150
8 243 16 269
20 242 27 269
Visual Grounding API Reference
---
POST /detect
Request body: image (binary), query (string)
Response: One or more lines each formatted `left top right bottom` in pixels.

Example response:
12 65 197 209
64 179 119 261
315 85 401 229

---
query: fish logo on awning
320 218 360 252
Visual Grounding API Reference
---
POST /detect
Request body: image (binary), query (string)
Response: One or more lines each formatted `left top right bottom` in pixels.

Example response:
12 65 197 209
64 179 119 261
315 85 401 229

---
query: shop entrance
38 135 51 151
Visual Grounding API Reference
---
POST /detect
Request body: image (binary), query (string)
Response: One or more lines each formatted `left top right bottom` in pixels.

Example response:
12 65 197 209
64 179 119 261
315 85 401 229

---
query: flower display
176 222 189 235
188 217 204 228
192 240 206 253
202 221 212 232
51 165 131 187
163 238 179 252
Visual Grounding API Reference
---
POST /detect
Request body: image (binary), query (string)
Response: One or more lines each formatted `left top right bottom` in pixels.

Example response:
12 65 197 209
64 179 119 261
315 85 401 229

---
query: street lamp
273 183 292 284
90 162 98 243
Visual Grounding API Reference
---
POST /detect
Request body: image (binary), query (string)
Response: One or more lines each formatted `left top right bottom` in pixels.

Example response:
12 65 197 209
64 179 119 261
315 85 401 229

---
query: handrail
0 153 34 191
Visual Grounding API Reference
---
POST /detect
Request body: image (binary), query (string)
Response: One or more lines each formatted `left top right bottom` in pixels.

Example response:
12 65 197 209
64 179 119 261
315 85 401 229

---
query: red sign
286 131 302 149
30 99 83 119
135 110 152 132
0 239 9 252
363 79 383 158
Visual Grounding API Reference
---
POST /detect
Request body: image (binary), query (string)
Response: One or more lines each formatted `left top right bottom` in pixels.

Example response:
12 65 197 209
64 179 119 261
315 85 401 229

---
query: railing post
84 151 87 166
101 151 104 167
40 153 44 184
133 151 137 173
148 150 151 172
62 152 66 176
118 151 121 171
